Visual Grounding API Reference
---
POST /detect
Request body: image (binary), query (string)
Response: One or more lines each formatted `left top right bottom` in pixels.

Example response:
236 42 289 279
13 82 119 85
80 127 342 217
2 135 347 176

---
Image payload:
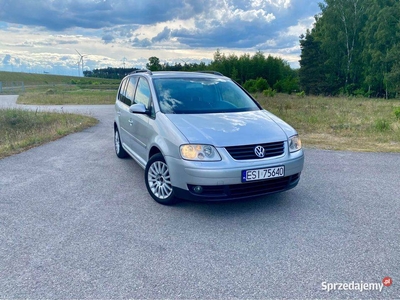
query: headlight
289 135 302 153
180 144 221 161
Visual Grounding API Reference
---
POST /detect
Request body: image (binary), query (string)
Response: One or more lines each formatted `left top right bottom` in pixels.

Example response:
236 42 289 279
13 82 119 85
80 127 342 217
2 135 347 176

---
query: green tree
209 49 227 75
299 0 367 95
231 66 239 82
251 51 266 79
146 56 162 71
385 45 400 97
361 0 400 98
299 30 328 95
300 0 400 98
238 53 252 83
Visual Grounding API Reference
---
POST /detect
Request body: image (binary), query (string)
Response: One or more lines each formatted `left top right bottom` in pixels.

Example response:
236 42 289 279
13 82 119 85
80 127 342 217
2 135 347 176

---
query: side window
134 78 151 107
118 78 128 103
125 77 138 106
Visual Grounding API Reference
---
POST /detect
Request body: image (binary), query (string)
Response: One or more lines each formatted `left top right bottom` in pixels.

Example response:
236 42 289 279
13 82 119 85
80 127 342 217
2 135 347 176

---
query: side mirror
129 103 148 114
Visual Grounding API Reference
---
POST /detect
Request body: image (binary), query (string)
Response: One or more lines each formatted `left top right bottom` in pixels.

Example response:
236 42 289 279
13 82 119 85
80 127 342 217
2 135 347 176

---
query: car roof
128 70 227 80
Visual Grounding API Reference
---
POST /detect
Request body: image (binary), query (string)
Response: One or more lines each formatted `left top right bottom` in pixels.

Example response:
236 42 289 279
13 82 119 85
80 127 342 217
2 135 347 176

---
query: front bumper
173 172 301 201
165 148 304 201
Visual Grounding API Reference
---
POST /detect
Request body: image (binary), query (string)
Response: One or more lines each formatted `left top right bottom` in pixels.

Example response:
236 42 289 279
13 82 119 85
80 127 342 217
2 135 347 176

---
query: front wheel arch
144 153 179 205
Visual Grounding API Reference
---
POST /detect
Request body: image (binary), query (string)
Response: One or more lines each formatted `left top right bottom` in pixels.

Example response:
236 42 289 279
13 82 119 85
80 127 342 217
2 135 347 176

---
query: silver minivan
114 70 304 205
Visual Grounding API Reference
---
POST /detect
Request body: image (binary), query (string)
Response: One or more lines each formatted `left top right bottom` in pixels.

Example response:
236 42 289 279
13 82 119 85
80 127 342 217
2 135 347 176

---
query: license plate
242 166 285 182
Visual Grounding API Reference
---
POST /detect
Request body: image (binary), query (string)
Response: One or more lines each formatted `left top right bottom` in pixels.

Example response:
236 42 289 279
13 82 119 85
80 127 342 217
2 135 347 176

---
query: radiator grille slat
225 141 285 160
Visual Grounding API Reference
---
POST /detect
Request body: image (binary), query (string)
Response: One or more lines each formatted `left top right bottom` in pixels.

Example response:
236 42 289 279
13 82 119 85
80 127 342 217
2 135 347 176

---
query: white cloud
250 0 292 9
233 9 276 22
281 16 315 37
0 0 321 75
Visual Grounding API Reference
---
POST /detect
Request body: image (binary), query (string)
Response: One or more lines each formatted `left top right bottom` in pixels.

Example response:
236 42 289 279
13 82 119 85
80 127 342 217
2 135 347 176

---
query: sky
0 0 321 76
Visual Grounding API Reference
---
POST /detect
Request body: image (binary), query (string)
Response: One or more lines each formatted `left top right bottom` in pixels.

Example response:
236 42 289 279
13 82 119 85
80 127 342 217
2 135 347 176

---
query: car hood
165 110 290 147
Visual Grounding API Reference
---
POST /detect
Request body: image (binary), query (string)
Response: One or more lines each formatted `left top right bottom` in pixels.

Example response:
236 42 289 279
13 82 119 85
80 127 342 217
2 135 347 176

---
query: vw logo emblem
254 145 265 158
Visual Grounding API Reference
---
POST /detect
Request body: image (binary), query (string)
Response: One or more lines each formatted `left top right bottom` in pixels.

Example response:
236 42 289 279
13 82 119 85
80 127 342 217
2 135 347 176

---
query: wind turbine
180 59 191 71
75 49 86 77
77 60 81 76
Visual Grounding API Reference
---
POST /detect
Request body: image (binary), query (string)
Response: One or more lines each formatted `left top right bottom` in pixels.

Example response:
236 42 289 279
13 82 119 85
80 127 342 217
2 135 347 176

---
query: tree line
300 0 400 98
83 67 136 79
84 50 298 94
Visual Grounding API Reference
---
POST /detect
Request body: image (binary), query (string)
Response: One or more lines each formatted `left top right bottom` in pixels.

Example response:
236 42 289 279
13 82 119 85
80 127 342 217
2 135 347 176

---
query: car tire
114 127 129 158
145 153 178 205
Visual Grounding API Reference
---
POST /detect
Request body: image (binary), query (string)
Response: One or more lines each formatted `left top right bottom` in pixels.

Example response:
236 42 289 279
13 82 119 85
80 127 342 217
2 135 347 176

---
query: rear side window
118 78 128 104
118 77 138 106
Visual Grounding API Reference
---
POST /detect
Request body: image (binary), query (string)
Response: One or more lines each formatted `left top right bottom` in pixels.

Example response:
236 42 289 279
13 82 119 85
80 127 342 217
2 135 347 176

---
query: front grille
225 141 285 160
187 173 300 200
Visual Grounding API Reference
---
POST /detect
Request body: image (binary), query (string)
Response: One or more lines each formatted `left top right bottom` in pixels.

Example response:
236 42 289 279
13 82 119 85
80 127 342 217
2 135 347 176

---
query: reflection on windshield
158 89 183 112
153 78 259 114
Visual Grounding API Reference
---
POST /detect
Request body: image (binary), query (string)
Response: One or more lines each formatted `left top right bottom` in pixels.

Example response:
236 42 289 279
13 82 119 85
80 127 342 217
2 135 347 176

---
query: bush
296 91 306 98
263 88 276 97
375 119 390 132
243 79 257 93
255 77 269 92
353 88 367 98
243 78 269 93
394 107 400 120
345 83 358 96
273 77 299 94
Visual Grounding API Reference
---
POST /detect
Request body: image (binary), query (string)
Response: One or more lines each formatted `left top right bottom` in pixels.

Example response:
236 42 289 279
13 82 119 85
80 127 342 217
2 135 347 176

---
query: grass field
0 70 120 104
0 70 120 86
17 87 117 105
0 108 98 159
256 93 400 152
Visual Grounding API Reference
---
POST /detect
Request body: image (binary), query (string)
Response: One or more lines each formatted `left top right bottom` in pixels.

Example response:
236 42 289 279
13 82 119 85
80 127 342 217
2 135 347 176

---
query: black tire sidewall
114 127 128 158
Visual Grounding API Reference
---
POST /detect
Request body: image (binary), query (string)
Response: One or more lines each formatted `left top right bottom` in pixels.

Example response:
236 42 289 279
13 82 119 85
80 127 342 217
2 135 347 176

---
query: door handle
129 119 134 126
117 111 121 116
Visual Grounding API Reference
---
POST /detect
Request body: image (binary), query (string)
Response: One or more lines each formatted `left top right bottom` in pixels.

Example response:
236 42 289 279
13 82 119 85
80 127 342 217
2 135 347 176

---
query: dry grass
0 108 98 159
17 86 117 105
256 93 400 152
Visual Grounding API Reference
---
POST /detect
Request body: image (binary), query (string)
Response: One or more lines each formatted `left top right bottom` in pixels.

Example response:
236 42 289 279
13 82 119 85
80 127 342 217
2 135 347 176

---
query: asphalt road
0 95 399 298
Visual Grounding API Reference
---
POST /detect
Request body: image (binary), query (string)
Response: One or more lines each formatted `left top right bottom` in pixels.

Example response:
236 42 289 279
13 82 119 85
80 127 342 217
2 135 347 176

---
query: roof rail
198 71 224 76
130 69 153 75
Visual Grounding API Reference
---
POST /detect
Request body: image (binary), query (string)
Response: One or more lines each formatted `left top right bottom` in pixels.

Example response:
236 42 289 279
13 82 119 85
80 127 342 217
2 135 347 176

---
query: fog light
193 186 203 194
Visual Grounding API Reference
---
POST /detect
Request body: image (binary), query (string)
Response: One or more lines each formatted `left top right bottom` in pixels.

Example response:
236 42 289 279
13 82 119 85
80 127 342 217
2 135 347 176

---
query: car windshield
153 77 260 114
